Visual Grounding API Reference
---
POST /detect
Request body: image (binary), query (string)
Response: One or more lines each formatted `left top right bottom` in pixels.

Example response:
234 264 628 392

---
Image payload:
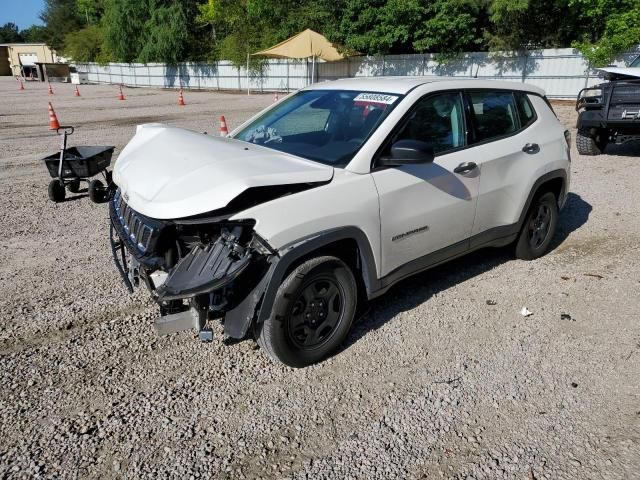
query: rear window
467 91 518 142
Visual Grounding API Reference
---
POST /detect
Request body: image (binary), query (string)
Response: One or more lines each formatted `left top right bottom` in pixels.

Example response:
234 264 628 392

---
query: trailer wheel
89 179 105 203
67 179 81 193
48 179 66 203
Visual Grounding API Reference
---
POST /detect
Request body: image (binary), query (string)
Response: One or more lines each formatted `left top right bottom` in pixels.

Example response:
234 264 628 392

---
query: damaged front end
109 188 276 340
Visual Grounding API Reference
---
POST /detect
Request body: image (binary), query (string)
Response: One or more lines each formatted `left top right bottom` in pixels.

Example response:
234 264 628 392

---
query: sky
0 0 45 29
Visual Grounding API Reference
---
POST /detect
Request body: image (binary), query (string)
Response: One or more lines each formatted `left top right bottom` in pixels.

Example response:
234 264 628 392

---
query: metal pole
311 55 315 84
585 60 591 88
247 52 250 95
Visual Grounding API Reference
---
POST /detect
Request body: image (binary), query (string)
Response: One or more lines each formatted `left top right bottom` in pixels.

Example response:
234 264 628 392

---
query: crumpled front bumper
108 192 276 340
109 195 255 301
109 206 136 294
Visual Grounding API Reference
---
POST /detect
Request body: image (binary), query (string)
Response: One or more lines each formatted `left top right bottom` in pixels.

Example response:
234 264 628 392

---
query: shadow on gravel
603 141 640 156
345 247 513 351
550 192 592 251
62 193 88 202
342 192 592 352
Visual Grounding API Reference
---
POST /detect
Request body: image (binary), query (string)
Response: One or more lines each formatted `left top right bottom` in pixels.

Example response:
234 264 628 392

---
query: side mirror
379 139 434 166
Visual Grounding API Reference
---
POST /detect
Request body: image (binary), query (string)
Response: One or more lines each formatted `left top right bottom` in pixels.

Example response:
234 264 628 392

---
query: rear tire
515 191 558 260
48 179 65 202
88 179 105 203
67 179 81 193
257 256 357 368
576 128 606 155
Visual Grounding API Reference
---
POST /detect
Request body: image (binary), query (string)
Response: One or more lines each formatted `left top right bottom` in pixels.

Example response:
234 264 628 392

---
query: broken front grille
112 189 154 253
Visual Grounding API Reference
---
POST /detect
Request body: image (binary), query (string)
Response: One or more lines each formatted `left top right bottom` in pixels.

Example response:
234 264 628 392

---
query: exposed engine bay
109 188 276 339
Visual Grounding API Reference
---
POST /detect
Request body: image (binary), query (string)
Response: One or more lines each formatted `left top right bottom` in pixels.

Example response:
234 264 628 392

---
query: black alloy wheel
287 276 345 350
515 191 558 260
257 256 357 368
528 203 552 249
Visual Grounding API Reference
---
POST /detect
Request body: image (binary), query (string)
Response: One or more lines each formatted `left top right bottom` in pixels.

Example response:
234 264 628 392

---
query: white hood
113 124 334 219
596 67 640 79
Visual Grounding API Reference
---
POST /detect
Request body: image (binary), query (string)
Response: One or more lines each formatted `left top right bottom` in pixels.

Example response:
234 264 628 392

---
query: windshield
234 90 401 166
631 56 640 68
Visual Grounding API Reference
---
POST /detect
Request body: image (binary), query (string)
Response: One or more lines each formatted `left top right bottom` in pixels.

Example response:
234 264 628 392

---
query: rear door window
392 92 466 155
467 91 518 143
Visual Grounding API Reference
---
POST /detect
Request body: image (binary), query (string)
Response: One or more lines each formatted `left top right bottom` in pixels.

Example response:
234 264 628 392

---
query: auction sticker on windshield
353 93 399 104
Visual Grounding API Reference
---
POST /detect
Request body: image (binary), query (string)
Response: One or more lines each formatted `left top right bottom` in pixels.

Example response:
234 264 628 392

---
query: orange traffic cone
74 85 81 97
118 85 125 100
219 115 229 136
18 80 25 90
273 92 279 102
178 89 186 106
48 82 54 95
48 102 60 130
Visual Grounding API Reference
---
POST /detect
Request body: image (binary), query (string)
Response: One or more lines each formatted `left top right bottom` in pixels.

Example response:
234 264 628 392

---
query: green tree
40 0 84 51
77 0 106 24
102 0 149 62
138 2 188 64
570 0 640 66
0 22 24 43
63 25 106 62
413 0 487 59
20 25 48 43
486 0 583 51
336 0 423 55
195 0 267 66
334 0 486 59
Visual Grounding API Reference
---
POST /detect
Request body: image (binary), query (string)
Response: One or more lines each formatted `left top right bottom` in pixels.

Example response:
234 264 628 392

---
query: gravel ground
1 77 639 479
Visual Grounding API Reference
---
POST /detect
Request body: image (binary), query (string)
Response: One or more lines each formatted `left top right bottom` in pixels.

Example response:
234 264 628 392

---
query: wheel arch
517 170 567 230
223 227 379 339
258 227 379 321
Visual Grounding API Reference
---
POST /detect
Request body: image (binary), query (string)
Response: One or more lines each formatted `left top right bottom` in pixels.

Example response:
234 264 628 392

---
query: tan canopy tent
254 28 346 61
253 29 356 84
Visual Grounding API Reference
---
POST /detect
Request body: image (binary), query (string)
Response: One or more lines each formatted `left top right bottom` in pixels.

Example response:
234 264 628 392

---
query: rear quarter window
514 91 537 127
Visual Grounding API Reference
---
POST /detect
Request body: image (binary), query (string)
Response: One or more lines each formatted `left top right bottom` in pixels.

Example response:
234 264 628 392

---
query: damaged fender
223 226 378 340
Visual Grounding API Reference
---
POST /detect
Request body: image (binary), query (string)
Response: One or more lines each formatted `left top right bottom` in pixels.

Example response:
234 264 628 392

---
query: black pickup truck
576 56 640 155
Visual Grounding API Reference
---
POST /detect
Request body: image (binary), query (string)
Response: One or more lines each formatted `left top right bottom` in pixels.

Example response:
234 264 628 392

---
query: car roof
305 76 545 96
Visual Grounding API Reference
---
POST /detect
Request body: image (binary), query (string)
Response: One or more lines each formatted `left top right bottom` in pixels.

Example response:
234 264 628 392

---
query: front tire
515 191 558 260
576 127 606 155
257 256 357 368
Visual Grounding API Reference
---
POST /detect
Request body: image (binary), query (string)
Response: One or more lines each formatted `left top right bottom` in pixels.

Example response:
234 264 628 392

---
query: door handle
522 143 540 154
453 162 477 174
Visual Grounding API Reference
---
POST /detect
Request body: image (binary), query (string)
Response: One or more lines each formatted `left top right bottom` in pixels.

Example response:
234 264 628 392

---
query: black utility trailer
42 126 115 203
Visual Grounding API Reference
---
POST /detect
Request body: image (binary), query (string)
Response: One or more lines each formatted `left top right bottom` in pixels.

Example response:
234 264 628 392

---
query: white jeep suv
109 77 571 367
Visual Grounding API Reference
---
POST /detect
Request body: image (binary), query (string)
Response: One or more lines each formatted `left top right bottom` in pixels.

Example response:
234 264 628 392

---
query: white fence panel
75 47 639 99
